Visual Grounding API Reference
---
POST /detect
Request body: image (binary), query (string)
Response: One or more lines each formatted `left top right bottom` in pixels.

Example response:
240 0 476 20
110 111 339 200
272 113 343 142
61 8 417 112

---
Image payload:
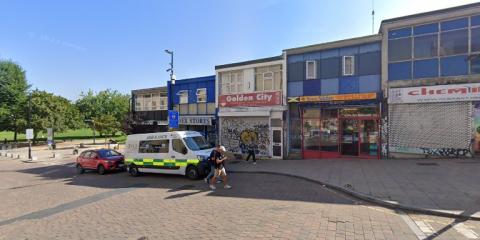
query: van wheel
129 165 139 177
76 164 84 174
186 165 199 180
97 165 106 175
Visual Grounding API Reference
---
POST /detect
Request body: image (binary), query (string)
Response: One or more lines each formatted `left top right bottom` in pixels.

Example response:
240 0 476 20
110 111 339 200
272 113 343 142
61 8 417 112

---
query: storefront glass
320 109 338 152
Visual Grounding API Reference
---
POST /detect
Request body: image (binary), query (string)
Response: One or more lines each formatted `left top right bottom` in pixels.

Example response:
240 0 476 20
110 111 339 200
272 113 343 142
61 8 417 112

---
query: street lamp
27 92 32 160
165 49 176 85
85 119 96 144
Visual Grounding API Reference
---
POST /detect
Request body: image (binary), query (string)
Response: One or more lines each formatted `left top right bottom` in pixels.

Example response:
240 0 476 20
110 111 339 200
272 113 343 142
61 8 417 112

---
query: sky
1 0 478 100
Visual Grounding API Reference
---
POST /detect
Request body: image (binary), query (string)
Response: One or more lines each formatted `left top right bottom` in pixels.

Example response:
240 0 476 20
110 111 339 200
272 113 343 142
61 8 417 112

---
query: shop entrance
301 107 379 159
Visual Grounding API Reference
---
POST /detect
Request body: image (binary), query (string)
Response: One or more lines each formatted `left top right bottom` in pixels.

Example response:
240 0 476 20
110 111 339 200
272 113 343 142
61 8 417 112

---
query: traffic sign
168 110 179 128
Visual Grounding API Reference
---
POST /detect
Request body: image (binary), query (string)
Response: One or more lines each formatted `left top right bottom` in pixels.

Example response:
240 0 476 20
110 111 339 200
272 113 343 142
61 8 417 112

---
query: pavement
228 158 480 220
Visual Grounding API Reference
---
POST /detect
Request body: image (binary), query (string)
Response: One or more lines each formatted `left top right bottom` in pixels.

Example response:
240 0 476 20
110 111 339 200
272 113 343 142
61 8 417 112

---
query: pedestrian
209 146 232 190
245 140 257 164
3 138 6 145
204 145 219 184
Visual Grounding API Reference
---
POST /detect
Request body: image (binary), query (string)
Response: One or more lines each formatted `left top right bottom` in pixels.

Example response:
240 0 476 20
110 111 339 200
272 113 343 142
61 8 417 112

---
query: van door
171 138 189 174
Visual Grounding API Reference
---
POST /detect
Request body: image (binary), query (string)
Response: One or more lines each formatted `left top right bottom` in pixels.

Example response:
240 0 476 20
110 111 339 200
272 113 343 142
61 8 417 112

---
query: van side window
139 140 169 153
172 139 187 155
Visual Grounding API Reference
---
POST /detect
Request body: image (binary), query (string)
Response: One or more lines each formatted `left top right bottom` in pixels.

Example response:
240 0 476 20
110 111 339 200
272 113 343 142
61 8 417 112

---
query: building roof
284 34 382 55
380 2 480 26
131 86 167 95
215 55 283 70
167 75 215 85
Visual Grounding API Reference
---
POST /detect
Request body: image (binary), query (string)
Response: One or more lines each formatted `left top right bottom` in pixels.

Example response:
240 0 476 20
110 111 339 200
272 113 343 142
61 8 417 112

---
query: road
0 155 479 240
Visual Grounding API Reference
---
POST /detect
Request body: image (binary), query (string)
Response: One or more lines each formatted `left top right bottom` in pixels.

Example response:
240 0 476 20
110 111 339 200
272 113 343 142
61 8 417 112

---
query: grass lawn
0 128 127 143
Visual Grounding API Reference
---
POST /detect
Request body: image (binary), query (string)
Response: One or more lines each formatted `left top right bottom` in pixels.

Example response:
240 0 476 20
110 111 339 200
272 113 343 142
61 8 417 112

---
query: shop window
388 38 412 62
414 34 438 58
172 139 187 155
178 90 188 104
303 109 320 118
197 103 207 114
303 119 320 150
342 56 355 76
306 61 316 79
320 109 338 152
196 88 206 102
139 140 169 153
471 28 480 53
440 29 468 56
471 57 480 74
188 104 197 115
289 118 302 151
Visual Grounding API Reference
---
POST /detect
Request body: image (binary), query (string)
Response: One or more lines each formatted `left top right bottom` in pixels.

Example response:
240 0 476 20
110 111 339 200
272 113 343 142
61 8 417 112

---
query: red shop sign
219 91 282 107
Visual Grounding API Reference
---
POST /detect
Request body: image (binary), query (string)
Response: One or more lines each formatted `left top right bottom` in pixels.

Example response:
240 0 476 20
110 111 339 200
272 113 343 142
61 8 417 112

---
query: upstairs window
306 61 316 79
159 97 168 110
342 56 355 76
196 88 207 102
255 65 282 91
220 71 244 94
178 90 188 104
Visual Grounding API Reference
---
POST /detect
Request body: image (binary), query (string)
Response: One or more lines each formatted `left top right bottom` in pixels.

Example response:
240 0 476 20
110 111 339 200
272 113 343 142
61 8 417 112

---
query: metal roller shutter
389 102 471 150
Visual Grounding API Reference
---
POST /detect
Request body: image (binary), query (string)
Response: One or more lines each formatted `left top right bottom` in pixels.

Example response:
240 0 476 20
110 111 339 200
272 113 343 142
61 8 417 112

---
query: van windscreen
184 136 212 151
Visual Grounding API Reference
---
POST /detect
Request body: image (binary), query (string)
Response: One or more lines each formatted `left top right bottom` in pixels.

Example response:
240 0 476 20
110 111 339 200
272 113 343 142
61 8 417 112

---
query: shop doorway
340 118 378 157
272 127 282 158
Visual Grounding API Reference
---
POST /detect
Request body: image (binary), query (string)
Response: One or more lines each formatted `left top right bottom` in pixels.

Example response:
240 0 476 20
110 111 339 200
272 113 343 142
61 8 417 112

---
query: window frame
196 88 207 103
305 60 317 80
177 90 189 104
342 56 355 76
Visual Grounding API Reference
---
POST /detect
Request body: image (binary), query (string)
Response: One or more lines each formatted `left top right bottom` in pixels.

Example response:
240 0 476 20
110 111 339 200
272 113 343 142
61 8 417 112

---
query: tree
93 115 121 142
76 89 129 133
0 60 30 141
30 90 81 142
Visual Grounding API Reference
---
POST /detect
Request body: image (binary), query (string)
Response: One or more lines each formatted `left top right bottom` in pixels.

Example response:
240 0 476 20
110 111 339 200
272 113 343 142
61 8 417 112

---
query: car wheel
186 165 199 180
76 164 84 174
129 164 139 177
97 165 106 175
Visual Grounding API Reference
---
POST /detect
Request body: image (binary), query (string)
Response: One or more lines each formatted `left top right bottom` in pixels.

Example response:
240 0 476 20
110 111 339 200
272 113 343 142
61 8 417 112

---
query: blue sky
1 0 478 100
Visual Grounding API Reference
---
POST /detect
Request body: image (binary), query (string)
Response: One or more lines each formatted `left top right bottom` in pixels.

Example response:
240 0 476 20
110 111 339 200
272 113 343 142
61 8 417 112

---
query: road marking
454 223 479 239
414 220 435 234
398 211 428 240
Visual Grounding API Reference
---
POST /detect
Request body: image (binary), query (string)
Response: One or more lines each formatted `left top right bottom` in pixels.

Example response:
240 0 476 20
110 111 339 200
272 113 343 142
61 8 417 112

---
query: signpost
168 110 179 129
26 128 33 160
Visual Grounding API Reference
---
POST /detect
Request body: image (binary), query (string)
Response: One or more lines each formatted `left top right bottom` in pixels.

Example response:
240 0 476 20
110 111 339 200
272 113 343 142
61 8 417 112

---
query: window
172 139 187 155
414 34 438 58
220 71 243 94
320 109 338 152
196 88 206 102
139 140 169 153
184 136 211 151
255 65 282 91
197 103 206 114
159 97 167 110
188 104 197 115
143 94 152 111
178 90 188 104
207 103 216 114
179 104 188 114
471 27 480 52
440 29 468 56
388 38 412 61
471 57 480 74
306 61 316 79
342 56 355 76
135 96 142 111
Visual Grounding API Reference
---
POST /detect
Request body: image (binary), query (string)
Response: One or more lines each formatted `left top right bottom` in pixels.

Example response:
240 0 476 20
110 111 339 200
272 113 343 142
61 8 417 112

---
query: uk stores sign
219 91 282 107
389 83 480 104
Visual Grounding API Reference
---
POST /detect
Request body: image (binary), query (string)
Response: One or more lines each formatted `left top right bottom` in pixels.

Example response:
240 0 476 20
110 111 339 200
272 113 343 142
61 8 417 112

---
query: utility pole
371 0 375 34
28 92 32 160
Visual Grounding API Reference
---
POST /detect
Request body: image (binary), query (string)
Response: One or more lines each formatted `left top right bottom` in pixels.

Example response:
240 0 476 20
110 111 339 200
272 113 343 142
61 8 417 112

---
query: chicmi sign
219 91 282 107
389 83 480 104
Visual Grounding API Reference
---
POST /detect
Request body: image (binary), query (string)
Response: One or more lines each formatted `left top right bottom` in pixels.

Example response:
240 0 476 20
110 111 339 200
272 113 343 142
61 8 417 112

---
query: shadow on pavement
15 163 358 206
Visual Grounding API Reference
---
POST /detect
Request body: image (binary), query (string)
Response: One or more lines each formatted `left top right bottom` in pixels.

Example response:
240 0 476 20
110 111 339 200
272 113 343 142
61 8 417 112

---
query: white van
124 131 214 179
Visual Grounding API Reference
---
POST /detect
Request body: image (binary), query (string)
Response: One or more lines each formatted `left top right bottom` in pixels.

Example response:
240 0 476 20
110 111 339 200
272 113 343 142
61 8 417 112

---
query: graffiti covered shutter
388 102 472 153
220 117 270 156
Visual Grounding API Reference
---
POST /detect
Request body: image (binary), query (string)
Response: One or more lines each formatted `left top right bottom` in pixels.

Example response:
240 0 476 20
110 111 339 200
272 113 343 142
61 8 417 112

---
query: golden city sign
288 93 377 103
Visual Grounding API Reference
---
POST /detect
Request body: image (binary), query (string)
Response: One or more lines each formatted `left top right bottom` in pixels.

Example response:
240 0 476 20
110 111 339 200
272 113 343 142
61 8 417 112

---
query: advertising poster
474 102 480 153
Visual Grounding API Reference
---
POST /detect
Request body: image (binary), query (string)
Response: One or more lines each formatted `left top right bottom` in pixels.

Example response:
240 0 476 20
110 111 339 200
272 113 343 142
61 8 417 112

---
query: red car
76 149 125 175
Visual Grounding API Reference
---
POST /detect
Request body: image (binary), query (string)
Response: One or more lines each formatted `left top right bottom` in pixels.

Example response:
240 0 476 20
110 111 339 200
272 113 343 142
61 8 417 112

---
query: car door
171 138 189 174
78 151 88 167
88 151 99 169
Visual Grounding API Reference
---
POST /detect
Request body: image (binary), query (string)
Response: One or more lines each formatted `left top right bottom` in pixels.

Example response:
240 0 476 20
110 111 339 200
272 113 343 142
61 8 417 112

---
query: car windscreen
97 149 122 158
183 136 212 151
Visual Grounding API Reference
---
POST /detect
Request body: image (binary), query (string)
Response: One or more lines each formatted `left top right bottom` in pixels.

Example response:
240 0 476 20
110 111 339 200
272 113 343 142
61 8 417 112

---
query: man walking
245 140 257 164
210 145 232 190
204 145 219 184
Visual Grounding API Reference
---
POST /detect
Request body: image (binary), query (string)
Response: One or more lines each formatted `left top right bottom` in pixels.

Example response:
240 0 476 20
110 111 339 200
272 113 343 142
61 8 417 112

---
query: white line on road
398 210 428 240
454 223 479 239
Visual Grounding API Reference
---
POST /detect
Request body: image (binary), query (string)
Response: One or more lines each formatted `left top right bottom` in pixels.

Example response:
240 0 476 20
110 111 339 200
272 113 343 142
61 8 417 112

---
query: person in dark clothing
245 141 257 164
209 146 232 190
204 145 221 184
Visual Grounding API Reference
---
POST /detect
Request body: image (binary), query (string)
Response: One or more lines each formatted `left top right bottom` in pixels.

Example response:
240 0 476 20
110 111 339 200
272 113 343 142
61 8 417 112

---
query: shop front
289 93 380 159
177 115 217 145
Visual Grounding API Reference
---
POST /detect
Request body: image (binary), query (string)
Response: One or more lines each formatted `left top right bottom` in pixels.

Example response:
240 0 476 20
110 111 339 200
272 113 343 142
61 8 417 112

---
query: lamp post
28 92 31 160
85 119 96 144
165 50 177 131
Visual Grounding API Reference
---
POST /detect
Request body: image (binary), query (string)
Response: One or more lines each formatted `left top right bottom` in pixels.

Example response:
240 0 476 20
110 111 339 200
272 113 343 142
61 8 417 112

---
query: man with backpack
209 145 232 190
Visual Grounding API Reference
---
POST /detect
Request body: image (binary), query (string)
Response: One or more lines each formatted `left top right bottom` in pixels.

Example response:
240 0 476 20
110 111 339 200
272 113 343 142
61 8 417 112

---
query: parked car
76 149 125 175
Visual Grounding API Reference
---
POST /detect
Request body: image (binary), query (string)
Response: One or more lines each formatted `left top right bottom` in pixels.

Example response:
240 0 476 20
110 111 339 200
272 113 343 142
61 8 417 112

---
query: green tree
93 114 121 142
0 60 30 141
30 90 81 142
76 89 129 133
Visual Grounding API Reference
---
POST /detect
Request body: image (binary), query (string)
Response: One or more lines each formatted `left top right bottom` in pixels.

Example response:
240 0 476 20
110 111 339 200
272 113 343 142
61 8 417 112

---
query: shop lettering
408 87 480 96
225 93 272 102
219 91 281 107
